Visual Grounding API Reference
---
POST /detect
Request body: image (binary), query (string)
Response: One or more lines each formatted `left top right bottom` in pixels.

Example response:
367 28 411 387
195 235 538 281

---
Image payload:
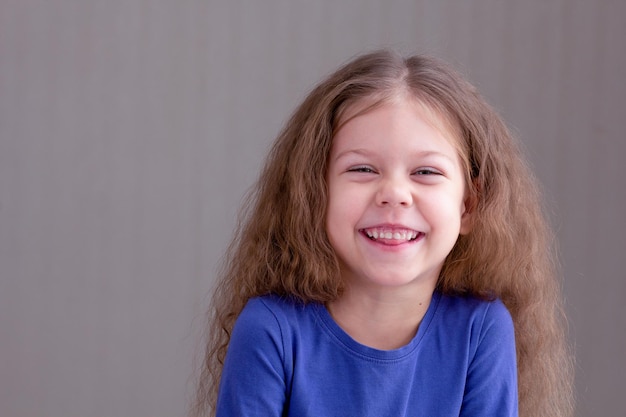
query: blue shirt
217 291 518 416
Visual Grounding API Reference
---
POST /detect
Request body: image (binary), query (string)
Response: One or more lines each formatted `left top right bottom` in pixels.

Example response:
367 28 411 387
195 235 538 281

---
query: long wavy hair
191 50 574 417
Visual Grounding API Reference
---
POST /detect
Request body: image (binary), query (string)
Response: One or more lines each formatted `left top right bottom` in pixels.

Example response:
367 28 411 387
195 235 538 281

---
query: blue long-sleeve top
217 291 518 417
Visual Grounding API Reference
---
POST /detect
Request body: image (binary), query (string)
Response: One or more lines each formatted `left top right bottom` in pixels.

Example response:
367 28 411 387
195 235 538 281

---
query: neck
327 283 436 350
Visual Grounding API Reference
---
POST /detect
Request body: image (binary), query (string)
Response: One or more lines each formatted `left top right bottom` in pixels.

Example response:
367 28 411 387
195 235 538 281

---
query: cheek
421 189 466 225
325 197 350 256
325 185 345 230
326 186 370 243
327 192 357 226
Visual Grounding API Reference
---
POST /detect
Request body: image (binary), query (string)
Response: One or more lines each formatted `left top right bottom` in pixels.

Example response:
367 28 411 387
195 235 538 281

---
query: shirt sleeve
460 300 519 417
216 298 288 417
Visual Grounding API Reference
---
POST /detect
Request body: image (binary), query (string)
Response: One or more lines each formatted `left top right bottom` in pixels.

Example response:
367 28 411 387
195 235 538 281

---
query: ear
459 192 477 235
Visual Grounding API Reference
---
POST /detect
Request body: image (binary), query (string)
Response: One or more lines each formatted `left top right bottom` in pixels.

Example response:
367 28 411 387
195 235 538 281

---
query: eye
348 165 377 174
413 167 443 176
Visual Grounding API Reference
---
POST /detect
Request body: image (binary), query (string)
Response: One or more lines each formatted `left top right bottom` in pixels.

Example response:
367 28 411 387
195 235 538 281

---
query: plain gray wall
1 1 624 416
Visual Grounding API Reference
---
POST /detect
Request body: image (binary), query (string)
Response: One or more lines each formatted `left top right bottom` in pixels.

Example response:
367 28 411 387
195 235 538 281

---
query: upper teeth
364 228 419 241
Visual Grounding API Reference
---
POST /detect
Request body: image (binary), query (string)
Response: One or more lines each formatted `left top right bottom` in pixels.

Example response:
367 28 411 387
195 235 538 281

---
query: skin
325 95 472 350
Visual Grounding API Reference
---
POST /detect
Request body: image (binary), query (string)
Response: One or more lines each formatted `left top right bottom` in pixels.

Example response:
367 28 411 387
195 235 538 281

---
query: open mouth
361 227 422 242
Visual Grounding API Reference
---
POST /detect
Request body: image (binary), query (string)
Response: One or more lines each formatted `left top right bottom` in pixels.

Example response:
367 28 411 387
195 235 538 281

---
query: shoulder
432 293 515 348
442 296 518 416
437 293 512 325
226 295 307 372
218 295 304 414
234 295 317 340
226 295 319 382
240 294 310 322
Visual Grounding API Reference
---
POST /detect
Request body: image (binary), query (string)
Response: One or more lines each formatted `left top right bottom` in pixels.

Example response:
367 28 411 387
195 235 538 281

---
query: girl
192 50 574 417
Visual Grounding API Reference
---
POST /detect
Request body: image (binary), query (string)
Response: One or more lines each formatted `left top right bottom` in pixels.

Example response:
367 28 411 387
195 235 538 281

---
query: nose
375 175 413 207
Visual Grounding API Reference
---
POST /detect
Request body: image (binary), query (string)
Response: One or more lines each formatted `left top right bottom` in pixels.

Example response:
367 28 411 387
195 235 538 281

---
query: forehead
334 94 463 153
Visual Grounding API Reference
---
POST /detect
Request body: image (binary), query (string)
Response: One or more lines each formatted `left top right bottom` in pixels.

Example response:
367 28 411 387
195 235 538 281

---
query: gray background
1 1 624 416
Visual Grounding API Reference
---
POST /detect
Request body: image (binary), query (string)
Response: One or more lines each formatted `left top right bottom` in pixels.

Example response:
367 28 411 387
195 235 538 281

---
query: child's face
326 97 471 293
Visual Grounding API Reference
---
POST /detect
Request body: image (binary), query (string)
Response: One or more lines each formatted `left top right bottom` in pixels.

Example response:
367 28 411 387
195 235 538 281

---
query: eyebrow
333 148 457 164
332 148 370 161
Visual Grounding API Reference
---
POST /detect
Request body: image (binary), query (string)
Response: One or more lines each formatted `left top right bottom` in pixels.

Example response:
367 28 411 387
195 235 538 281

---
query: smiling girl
191 50 574 417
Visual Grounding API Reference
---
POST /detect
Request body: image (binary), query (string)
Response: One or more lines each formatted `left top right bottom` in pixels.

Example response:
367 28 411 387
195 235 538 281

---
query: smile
361 227 421 242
